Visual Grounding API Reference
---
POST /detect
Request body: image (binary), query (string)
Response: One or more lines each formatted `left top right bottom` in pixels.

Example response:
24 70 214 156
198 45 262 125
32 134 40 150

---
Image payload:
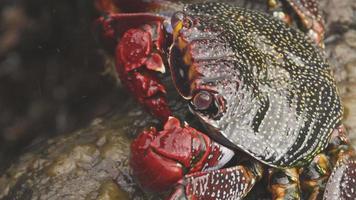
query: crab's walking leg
299 126 353 200
322 126 356 200
272 126 355 200
168 160 264 200
268 168 301 200
268 0 324 45
268 0 292 25
285 0 324 45
324 126 355 166
300 126 355 200
299 153 332 200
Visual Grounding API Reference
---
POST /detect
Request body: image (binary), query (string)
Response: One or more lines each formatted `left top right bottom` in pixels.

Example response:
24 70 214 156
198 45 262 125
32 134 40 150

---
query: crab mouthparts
169 22 208 99
169 44 194 99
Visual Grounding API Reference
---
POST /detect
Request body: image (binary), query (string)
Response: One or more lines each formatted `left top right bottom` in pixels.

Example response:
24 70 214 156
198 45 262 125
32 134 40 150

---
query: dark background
0 0 125 168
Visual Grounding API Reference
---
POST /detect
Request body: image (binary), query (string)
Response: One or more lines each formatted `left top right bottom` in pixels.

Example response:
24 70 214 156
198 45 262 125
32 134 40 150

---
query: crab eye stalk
192 91 213 111
182 17 193 29
190 91 226 120
190 90 222 119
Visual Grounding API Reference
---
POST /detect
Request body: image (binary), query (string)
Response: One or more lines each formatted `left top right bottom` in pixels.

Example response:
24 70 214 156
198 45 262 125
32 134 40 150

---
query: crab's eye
182 17 193 29
192 91 213 111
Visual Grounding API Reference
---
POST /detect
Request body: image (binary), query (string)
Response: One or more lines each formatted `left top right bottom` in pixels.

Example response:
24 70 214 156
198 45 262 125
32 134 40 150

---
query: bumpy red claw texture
130 117 213 192
94 12 172 121
130 117 242 200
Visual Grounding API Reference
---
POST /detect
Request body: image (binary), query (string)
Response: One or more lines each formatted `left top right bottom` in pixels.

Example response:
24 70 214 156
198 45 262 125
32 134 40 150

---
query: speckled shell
323 157 356 199
176 3 343 168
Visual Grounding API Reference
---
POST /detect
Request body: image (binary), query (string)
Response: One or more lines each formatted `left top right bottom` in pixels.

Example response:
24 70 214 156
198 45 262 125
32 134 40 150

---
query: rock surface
322 0 356 146
0 103 158 200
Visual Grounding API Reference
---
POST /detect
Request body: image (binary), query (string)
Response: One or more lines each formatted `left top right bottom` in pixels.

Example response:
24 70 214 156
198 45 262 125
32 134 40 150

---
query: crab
94 0 356 199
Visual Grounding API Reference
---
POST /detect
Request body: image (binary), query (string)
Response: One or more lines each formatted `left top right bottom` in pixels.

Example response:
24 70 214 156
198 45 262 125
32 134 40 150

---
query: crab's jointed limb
168 159 264 200
95 13 172 121
300 153 332 200
269 168 301 200
268 126 356 200
322 126 356 200
130 117 265 200
268 0 325 45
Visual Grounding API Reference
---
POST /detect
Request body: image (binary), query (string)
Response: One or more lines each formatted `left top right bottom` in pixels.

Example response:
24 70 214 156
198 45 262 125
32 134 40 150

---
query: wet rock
344 30 356 48
345 60 356 83
95 181 130 200
321 0 356 32
0 104 156 200
342 96 356 145
323 0 356 147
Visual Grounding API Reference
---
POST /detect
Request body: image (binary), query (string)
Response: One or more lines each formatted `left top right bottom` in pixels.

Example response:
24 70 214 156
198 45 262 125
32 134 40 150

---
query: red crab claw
94 13 172 121
130 117 235 193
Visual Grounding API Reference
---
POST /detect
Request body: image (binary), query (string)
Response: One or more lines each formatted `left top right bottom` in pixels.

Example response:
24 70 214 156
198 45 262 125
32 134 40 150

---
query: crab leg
168 160 264 200
268 0 324 45
323 157 356 200
322 126 356 200
300 153 332 200
130 117 237 192
298 126 349 200
324 126 355 166
268 168 302 200
269 126 356 200
130 117 265 199
285 0 324 45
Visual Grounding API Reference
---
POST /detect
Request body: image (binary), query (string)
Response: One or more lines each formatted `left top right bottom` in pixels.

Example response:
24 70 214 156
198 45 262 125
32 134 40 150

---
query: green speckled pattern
180 2 343 167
